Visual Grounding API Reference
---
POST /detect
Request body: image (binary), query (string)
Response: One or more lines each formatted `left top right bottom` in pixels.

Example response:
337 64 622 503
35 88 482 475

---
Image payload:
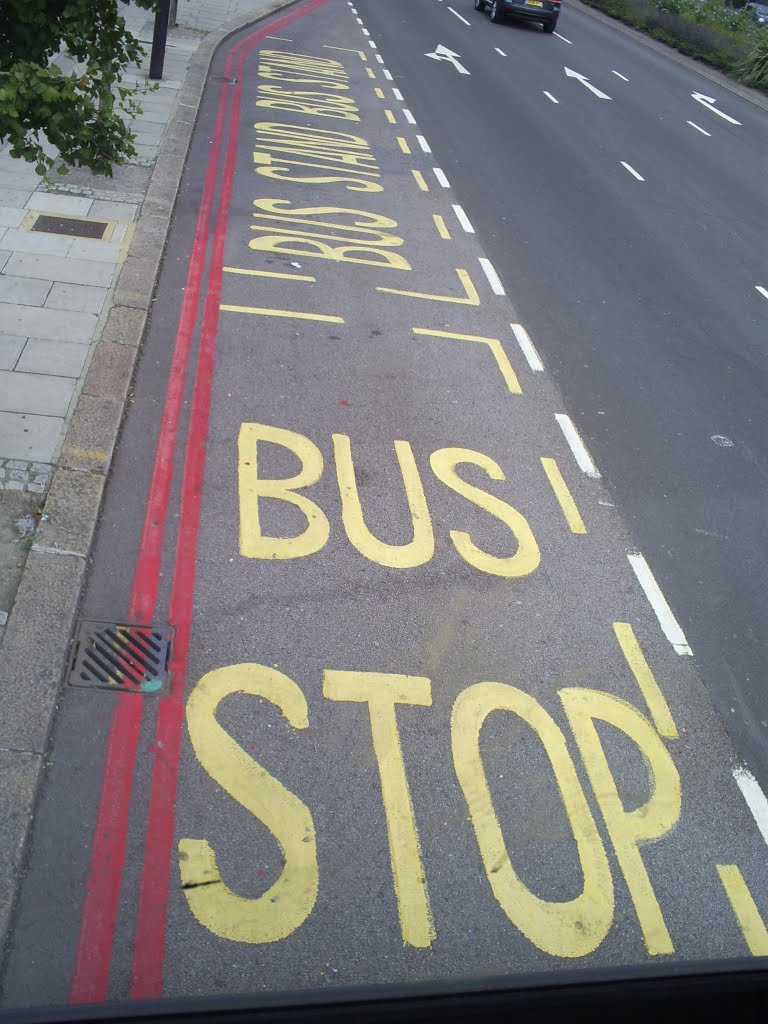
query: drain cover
32 214 108 239
69 619 172 694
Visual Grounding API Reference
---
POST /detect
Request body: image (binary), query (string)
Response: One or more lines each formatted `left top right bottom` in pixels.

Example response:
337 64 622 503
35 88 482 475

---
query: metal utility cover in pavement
32 214 108 239
68 619 172 694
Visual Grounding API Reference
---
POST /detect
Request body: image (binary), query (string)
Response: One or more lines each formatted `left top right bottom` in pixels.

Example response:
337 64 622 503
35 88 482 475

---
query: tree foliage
0 0 159 177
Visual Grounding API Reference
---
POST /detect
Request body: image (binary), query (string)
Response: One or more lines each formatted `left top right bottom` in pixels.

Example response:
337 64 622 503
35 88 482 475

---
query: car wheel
490 0 504 21
542 19 556 31
474 0 486 9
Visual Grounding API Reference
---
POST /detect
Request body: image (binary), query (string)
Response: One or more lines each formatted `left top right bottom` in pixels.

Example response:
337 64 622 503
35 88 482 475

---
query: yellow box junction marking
379 268 480 306
223 265 316 283
413 328 522 395
541 457 586 534
324 671 435 948
374 87 385 99
384 109 396 124
433 215 450 240
221 304 344 324
323 45 367 60
717 865 768 955
613 623 678 738
397 136 411 154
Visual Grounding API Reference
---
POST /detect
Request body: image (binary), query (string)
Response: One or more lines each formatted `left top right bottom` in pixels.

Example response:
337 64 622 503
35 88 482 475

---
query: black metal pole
149 0 172 80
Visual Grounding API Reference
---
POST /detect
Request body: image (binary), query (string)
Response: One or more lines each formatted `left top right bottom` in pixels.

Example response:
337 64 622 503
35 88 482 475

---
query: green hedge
578 0 768 87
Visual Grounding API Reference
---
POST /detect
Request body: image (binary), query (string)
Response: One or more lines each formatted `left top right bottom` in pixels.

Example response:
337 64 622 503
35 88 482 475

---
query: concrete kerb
569 0 768 113
0 0 297 960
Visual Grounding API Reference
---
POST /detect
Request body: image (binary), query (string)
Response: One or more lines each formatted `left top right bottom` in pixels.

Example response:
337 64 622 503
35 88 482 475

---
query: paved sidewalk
0 0 293 954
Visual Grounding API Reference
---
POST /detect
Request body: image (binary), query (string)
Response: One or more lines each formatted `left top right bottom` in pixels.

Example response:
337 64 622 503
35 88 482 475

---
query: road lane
2 0 768 1008
355 0 768 788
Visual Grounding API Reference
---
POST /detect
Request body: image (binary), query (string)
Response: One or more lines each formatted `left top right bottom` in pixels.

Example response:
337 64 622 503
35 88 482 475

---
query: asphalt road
2 0 767 1010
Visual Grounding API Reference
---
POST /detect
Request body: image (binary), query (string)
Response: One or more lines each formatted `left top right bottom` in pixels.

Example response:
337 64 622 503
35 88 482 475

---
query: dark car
474 0 561 33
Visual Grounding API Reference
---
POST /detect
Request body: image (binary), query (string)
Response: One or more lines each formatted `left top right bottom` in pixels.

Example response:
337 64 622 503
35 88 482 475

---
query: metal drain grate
69 619 172 694
32 214 108 239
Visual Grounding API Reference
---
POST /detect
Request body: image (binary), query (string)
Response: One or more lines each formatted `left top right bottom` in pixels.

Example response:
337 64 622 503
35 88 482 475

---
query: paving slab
16 340 89 379
24 194 93 217
0 230 72 258
0 336 25 371
0 369 75 418
0 304 97 344
2 253 116 288
0 412 62 462
88 200 138 223
0 209 26 229
0 277 52 307
44 282 108 315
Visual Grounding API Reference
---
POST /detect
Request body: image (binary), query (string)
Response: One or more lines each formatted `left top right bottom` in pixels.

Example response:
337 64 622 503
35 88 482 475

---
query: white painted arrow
425 44 470 75
691 93 741 125
564 66 611 100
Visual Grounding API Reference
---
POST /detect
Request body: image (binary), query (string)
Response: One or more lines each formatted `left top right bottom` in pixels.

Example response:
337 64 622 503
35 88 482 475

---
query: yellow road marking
334 435 434 568
453 683 613 956
221 304 344 324
323 45 367 60
433 214 450 239
379 269 481 307
541 458 587 535
180 664 318 943
613 623 677 738
65 447 109 462
366 67 376 79
562 688 680 955
397 136 411 154
384 108 396 124
414 327 521 393
431 449 539 577
374 87 385 99
411 169 428 192
324 671 435 948
717 865 768 955
223 265 316 283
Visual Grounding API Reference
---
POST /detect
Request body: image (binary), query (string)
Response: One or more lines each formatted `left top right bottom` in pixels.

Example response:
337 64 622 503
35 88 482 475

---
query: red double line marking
70 0 331 1003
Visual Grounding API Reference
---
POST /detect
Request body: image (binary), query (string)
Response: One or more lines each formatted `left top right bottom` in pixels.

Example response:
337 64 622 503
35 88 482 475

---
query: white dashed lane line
449 6 471 24
756 285 768 301
627 550 692 656
544 91 559 104
511 323 544 372
555 414 601 478
403 108 416 124
554 31 572 43
417 134 431 153
621 161 645 181
733 767 768 847
452 204 474 233
433 167 450 187
611 70 629 81
478 257 505 296
687 121 711 136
